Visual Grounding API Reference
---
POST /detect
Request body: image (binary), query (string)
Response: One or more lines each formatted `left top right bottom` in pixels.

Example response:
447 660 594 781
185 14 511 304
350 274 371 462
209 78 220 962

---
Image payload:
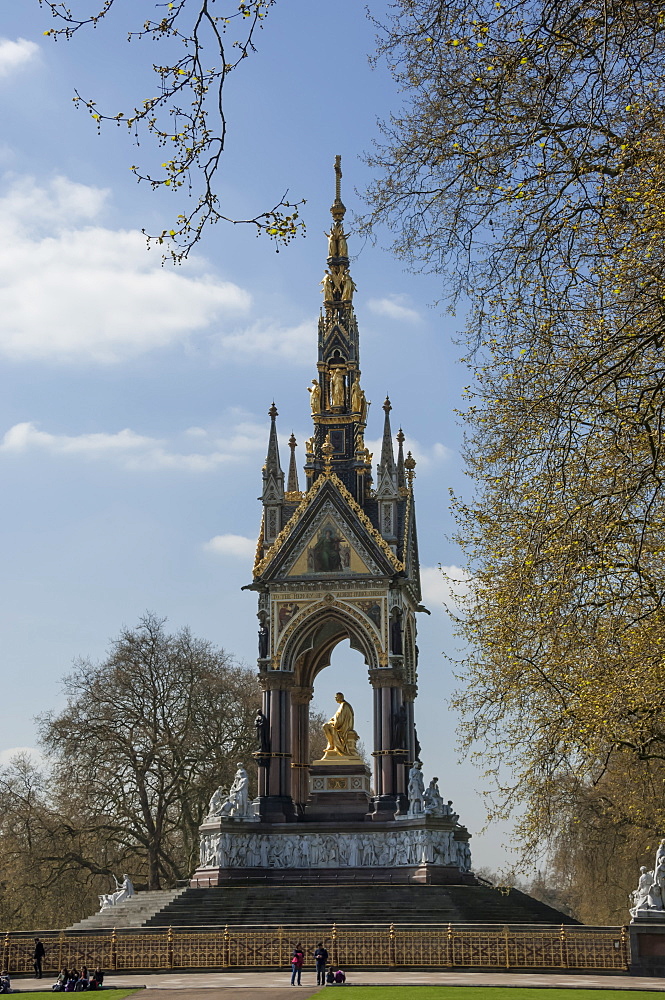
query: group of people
290 943 345 986
52 967 104 991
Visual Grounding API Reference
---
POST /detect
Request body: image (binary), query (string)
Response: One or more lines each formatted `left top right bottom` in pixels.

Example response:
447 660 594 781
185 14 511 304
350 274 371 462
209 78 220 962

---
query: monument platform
193 813 471 886
68 880 577 930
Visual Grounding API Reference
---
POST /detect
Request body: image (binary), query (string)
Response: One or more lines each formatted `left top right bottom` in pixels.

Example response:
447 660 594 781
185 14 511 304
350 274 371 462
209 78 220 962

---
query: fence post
620 926 628 970
331 924 338 968
559 925 568 969
503 925 510 970
447 923 453 967
388 924 396 968
167 927 174 970
111 929 117 971
57 931 65 975
278 926 285 970
3 933 9 974
223 925 230 969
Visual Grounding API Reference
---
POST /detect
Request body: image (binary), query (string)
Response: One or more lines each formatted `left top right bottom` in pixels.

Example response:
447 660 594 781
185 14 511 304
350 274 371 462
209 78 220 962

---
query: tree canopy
364 0 665 902
38 613 259 890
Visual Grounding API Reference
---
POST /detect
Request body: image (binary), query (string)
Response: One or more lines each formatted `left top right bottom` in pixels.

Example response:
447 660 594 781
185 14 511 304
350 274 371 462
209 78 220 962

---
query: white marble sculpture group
407 764 458 821
98 874 135 911
206 765 258 823
630 840 665 919
199 827 471 871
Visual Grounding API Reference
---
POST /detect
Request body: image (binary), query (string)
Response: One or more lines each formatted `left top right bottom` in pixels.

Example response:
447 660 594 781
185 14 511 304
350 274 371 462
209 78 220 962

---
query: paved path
11 971 665 991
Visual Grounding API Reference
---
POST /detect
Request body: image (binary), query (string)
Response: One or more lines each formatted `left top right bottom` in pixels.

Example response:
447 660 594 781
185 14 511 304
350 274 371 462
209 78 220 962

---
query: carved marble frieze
198 827 472 872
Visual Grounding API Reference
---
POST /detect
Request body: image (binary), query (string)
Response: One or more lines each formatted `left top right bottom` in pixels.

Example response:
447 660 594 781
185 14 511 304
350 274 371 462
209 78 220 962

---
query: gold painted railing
1 924 629 972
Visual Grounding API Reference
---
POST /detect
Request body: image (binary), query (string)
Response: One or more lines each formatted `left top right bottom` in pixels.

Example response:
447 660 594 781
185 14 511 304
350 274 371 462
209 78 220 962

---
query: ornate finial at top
331 154 346 222
383 396 392 414
404 450 417 487
268 402 278 419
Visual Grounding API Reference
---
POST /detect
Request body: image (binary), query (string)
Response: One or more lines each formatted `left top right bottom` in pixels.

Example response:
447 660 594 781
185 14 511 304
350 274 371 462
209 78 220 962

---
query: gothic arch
277 598 381 686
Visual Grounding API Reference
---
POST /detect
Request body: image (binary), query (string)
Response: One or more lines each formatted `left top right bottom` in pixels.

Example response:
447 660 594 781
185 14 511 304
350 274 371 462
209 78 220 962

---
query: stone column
256 671 295 823
403 682 418 766
369 668 405 818
290 685 314 815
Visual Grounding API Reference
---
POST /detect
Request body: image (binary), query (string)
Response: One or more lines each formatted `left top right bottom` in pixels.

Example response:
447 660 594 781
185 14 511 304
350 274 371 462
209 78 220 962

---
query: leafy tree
39 614 259 890
39 0 304 260
364 0 665 872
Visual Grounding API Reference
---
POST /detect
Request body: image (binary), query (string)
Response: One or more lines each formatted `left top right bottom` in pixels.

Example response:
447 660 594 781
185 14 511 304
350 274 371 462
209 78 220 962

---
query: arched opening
312 639 373 766
279 604 378 812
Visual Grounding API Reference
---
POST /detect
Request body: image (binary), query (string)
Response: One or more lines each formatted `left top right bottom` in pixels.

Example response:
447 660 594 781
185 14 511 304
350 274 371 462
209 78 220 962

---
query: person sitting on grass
334 970 346 984
65 969 78 991
326 969 335 985
0 970 11 993
52 968 68 991
88 968 104 991
75 966 89 991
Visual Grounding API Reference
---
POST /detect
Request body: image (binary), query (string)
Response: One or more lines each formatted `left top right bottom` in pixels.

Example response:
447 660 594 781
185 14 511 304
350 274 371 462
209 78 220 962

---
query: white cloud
368 294 421 324
0 38 39 78
214 319 313 364
0 414 271 472
421 565 473 611
0 175 251 363
204 534 256 558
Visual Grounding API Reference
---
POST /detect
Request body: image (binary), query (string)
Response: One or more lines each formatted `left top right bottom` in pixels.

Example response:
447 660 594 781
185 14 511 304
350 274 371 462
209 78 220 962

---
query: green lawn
333 991 659 1000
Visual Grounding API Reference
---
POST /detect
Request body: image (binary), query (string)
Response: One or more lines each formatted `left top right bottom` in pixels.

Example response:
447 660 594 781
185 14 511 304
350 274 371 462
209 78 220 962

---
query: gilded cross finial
331 154 346 222
322 433 334 473
404 450 417 488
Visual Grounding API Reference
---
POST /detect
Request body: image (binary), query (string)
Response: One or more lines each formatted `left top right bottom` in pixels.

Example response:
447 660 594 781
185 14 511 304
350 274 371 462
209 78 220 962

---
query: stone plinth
307 761 371 821
192 814 472 886
629 921 665 975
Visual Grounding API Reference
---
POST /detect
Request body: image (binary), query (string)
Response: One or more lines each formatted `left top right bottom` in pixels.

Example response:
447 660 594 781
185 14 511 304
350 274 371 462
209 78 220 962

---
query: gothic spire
304 156 371 498
287 432 300 493
397 427 406 491
262 402 284 503
380 397 396 474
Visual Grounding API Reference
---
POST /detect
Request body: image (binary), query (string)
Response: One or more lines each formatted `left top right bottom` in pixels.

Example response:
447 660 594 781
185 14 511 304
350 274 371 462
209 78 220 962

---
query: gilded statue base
312 751 366 766
307 761 372 822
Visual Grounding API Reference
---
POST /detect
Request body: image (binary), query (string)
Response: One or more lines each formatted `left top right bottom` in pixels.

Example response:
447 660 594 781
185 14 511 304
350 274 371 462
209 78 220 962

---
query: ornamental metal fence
1 923 629 973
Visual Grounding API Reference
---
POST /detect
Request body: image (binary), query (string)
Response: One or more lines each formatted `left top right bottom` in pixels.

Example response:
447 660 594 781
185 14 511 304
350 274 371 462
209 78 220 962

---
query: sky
0 2 518 873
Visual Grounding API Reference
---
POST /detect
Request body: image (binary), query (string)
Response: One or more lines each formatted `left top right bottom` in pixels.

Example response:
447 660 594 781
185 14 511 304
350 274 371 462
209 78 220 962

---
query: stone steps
67 888 189 931
141 884 576 927
68 882 575 931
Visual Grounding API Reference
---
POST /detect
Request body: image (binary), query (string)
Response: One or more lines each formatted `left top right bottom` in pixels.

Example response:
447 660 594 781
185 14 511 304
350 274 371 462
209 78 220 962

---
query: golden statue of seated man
321 691 362 761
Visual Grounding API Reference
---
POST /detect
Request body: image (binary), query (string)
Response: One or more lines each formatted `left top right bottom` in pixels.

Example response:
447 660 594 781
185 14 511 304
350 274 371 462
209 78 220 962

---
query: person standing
313 942 328 986
290 944 304 986
33 937 45 979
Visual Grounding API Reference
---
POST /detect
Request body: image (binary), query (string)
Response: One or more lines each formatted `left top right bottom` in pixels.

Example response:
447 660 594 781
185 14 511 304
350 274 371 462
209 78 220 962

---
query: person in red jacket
290 944 304 986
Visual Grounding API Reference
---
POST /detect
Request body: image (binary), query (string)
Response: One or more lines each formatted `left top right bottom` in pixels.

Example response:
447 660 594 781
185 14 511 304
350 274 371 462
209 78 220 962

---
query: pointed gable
254 472 404 582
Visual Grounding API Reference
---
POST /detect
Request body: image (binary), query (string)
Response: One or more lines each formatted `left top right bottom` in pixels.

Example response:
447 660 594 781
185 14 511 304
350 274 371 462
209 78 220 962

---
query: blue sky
0 2 517 872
